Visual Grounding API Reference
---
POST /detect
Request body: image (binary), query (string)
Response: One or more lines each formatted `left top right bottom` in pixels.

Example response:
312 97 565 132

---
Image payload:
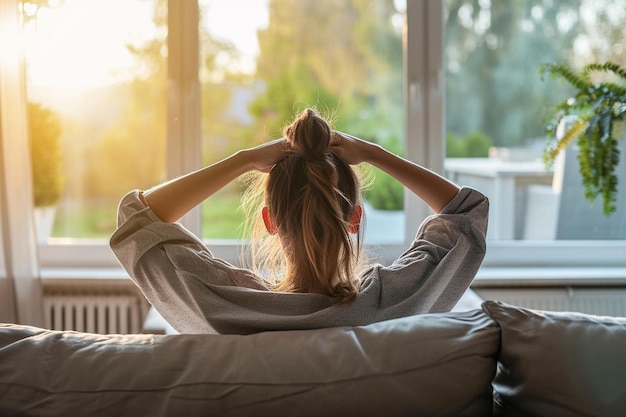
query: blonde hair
242 108 364 303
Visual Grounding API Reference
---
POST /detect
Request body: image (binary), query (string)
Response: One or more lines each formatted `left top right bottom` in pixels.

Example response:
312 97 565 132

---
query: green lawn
201 193 247 239
51 193 245 240
53 202 118 238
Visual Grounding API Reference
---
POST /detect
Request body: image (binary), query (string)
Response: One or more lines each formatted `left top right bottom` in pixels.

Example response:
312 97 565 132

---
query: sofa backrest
3 300 625 417
483 300 626 417
0 308 499 417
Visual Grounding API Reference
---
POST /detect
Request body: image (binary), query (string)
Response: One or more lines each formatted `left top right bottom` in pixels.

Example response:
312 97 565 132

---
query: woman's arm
144 139 288 223
332 132 459 214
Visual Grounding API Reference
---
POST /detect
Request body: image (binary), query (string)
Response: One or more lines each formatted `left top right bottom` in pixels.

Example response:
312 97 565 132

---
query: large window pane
23 0 166 241
444 0 626 241
198 0 406 244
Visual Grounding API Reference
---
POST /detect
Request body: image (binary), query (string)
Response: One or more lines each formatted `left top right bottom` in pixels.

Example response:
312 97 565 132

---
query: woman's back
109 107 489 334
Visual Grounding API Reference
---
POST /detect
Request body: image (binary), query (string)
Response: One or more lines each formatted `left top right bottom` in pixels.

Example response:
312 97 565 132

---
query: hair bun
284 108 332 158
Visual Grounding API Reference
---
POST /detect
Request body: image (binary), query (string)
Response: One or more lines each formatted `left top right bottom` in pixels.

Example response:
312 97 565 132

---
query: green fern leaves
541 61 626 215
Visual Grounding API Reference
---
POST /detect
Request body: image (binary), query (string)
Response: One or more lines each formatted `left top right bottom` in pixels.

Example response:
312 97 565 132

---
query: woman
110 108 488 334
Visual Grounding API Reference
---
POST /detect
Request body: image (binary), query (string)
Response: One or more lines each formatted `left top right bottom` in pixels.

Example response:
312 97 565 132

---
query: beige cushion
0 309 497 417
483 300 626 417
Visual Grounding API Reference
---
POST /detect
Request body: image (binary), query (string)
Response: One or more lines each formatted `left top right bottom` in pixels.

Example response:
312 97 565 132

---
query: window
27 0 625 274
445 0 626 242
442 0 626 270
23 0 166 241
196 0 406 245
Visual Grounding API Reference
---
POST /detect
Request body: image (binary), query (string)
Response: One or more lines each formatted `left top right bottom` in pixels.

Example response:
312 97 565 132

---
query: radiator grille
44 295 147 334
475 288 626 317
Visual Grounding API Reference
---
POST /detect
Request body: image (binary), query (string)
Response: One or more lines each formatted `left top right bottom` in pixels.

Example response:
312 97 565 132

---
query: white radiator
475 288 626 317
44 295 147 334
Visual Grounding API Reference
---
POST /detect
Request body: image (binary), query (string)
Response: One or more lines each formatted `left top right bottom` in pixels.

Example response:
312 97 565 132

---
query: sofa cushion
0 309 498 417
482 300 626 417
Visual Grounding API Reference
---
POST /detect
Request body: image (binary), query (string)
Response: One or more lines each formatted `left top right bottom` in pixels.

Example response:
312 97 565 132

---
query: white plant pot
34 206 56 243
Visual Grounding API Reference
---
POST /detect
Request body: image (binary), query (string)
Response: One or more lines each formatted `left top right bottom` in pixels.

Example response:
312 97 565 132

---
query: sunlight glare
201 0 269 74
24 0 156 88
25 0 270 88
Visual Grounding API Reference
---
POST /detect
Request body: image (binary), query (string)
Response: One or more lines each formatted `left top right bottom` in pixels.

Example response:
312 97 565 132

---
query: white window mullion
404 0 443 243
424 1 445 175
167 0 201 234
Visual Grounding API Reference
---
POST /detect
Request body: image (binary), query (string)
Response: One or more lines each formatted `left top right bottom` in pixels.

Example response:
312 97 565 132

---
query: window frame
37 0 626 278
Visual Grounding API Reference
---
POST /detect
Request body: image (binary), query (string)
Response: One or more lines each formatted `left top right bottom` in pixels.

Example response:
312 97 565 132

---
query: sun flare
24 0 158 88
23 0 268 89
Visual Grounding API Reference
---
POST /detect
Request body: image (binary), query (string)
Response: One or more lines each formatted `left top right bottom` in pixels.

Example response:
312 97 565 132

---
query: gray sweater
110 187 488 334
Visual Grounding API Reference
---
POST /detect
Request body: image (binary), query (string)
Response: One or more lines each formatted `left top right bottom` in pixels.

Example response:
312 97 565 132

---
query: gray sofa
1 300 625 417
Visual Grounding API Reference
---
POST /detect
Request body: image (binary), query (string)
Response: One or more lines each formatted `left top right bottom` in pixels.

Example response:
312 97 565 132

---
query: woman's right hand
332 132 460 214
331 131 380 166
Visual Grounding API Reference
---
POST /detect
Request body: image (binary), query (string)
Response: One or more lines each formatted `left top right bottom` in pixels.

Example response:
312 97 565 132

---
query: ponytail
245 108 363 302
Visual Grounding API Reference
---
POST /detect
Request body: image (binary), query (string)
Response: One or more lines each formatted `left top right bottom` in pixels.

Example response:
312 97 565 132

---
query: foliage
201 193 247 239
20 0 60 24
363 136 404 211
85 78 166 200
445 0 626 148
83 0 243 202
366 168 404 211
248 62 342 137
81 0 168 201
541 61 626 215
446 0 578 146
28 101 63 207
250 0 405 212
464 131 493 157
251 0 403 137
446 131 492 158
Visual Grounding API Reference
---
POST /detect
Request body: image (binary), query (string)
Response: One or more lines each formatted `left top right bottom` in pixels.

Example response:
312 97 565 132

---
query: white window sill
472 267 626 287
40 265 626 288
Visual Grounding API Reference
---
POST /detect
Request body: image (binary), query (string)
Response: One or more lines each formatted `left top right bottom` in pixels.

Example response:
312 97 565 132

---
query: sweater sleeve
361 187 488 314
109 190 269 334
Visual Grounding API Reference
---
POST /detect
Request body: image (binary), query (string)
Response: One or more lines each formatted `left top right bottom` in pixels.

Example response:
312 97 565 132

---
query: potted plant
540 61 626 216
28 101 63 241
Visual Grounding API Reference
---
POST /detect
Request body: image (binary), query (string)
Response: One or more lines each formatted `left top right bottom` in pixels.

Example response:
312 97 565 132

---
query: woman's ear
348 205 363 234
262 206 278 235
